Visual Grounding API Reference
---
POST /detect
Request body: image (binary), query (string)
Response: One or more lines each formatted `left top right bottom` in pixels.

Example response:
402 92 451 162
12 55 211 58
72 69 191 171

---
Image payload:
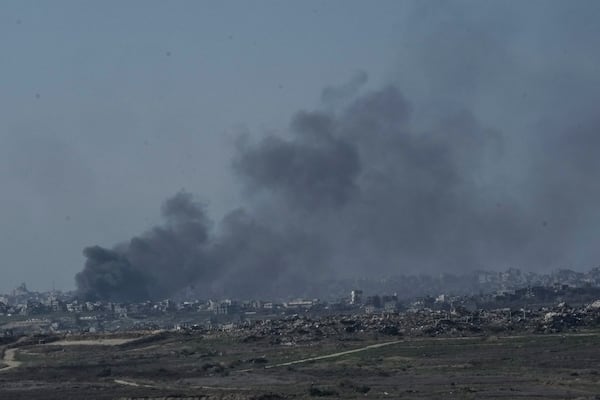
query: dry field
2 330 600 399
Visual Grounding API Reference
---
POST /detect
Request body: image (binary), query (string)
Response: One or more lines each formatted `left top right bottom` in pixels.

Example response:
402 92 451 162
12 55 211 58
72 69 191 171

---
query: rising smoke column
76 192 214 301
76 84 600 301
75 1 600 301
76 78 600 300
77 83 600 300
234 110 361 210
207 208 329 299
234 83 600 276
76 191 329 301
76 246 150 302
235 85 532 275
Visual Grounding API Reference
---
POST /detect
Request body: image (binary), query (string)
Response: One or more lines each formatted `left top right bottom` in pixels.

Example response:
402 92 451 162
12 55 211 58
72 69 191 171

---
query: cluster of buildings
337 267 600 303
3 268 600 337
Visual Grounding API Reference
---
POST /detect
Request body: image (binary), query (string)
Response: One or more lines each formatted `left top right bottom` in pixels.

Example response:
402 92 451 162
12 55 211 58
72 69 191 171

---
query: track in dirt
0 336 144 373
235 339 404 373
0 348 21 372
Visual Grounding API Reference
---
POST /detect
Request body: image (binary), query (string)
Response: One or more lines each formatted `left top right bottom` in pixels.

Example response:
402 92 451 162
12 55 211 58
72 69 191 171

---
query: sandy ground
113 339 406 391
1 336 141 373
46 337 141 346
0 348 22 372
3 331 600 399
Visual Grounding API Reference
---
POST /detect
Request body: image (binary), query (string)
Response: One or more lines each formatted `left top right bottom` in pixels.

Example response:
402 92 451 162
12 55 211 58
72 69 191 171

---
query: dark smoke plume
76 192 327 300
77 192 213 301
76 83 600 301
77 2 600 301
234 86 528 276
234 111 361 210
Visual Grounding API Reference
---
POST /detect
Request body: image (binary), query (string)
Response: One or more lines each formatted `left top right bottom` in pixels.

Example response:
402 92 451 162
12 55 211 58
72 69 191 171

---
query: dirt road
0 348 22 372
47 338 138 346
113 379 155 388
0 336 142 373
266 339 404 368
234 339 404 373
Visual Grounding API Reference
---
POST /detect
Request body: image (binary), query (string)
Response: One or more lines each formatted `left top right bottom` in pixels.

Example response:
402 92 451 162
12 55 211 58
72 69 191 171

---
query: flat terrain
2 330 600 399
46 338 140 346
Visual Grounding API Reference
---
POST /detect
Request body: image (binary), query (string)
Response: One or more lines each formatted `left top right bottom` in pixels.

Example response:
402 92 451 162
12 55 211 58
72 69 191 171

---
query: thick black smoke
77 246 150 302
77 83 600 301
77 2 600 301
76 192 327 301
234 86 530 276
234 111 361 210
76 192 213 301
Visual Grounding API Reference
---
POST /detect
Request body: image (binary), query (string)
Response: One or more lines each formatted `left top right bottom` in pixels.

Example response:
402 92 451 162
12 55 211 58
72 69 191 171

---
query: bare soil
1 330 600 399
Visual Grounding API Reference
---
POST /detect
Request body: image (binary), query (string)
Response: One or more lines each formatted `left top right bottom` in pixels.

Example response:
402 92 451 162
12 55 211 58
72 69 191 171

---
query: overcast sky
1 1 600 293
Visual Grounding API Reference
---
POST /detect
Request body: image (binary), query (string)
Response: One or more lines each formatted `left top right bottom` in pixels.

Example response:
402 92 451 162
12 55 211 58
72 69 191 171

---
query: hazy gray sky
2 1 600 293
1 0 403 291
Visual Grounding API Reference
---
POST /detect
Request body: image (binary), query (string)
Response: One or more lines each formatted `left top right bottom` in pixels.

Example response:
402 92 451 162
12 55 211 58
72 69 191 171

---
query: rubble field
2 325 600 399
